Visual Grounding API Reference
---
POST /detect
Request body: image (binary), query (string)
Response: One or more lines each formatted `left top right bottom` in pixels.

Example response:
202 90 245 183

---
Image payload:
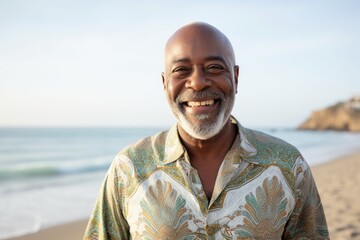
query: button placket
177 159 208 212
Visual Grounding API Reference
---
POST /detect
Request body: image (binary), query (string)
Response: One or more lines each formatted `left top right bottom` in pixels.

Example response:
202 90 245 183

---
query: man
84 22 329 239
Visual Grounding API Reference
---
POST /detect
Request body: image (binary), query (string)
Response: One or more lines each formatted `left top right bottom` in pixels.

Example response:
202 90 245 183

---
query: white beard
166 88 235 140
174 108 227 140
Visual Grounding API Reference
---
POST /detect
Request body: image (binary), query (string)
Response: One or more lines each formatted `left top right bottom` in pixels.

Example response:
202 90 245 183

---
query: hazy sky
1 0 359 128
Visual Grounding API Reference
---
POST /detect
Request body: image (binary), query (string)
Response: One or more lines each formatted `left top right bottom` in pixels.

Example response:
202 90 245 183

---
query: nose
185 66 211 91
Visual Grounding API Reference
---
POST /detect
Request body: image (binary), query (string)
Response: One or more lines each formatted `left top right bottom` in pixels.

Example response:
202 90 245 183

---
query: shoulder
116 129 170 168
104 129 171 192
241 127 304 170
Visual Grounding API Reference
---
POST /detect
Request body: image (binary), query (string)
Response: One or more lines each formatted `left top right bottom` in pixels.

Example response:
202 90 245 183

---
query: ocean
0 127 360 239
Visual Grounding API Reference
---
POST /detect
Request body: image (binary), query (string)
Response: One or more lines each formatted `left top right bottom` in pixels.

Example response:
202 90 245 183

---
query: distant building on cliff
298 96 360 131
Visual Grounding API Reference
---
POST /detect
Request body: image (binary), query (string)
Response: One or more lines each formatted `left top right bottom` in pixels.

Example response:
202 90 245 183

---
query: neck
178 119 237 159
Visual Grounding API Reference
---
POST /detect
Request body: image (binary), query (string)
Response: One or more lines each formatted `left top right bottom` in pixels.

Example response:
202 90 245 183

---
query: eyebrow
171 56 227 65
205 56 227 65
171 57 191 64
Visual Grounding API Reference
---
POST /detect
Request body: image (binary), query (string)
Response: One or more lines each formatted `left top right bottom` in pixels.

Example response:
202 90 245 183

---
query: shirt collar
162 115 258 165
163 124 184 164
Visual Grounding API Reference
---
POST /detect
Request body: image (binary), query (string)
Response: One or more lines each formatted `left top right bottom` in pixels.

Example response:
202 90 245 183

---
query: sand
312 152 360 240
4 220 88 240
5 152 360 240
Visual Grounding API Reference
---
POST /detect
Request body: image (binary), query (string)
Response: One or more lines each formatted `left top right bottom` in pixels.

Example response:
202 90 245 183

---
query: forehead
164 27 234 65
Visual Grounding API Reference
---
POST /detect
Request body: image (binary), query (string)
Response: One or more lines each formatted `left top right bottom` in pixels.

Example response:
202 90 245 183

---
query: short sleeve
283 158 329 239
83 160 130 240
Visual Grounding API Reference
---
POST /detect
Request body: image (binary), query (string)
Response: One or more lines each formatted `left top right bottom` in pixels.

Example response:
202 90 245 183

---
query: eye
173 66 189 72
206 64 225 74
172 66 191 77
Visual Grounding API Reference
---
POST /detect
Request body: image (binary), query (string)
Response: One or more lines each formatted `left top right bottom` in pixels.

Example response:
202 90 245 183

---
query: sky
0 0 359 128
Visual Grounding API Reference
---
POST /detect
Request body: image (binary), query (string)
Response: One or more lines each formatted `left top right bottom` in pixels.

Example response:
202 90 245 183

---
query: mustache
176 90 225 104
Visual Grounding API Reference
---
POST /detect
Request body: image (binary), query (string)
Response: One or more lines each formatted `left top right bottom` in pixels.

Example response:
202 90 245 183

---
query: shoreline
4 152 360 240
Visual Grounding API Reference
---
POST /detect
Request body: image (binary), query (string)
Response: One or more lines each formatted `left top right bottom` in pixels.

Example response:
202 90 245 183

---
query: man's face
162 27 238 140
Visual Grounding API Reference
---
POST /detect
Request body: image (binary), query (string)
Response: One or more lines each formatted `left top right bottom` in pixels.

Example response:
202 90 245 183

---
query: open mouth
181 99 221 116
184 99 219 107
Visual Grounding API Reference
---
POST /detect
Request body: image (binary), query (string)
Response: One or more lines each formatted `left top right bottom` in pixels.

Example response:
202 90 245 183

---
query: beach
4 220 88 240
312 152 360 239
5 151 360 240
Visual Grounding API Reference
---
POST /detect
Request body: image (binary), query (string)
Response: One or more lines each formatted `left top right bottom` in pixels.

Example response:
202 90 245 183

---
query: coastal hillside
298 96 360 131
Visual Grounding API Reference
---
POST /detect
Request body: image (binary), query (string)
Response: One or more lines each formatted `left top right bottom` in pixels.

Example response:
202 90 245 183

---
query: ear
161 72 166 90
234 65 239 94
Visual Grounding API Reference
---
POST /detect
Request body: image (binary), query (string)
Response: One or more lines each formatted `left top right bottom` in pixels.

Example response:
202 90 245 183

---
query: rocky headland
298 96 360 131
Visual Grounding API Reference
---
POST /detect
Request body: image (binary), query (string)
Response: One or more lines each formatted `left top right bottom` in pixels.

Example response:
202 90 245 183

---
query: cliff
298 96 360 131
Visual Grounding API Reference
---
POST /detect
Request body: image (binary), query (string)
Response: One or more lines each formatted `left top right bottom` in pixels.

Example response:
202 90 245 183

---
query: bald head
164 22 236 72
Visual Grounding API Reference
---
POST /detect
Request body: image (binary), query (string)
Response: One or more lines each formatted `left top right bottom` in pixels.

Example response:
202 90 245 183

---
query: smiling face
162 23 239 140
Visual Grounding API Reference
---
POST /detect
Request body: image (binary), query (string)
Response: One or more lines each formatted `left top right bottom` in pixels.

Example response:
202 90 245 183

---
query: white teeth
187 100 215 107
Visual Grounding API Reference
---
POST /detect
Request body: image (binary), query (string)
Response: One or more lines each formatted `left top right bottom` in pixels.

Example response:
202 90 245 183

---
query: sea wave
0 162 110 180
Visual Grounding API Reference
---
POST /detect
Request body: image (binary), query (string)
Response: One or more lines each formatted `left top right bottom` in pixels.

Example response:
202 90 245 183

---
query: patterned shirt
84 117 329 240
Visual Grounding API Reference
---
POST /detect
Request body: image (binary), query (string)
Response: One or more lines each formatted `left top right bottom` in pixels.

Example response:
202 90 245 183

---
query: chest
123 165 296 239
190 156 223 200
